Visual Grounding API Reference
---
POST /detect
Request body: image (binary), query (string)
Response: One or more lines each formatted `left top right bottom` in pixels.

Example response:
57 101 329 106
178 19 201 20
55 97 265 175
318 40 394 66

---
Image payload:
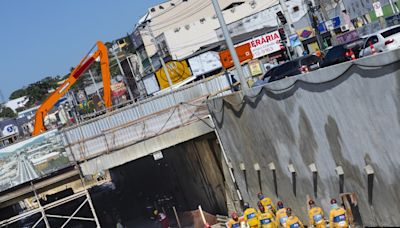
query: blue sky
0 0 163 101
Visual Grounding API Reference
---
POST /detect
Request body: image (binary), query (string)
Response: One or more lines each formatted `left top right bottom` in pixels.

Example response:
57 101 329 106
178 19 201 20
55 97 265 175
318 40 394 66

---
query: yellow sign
155 60 192 89
307 42 320 53
248 60 263 76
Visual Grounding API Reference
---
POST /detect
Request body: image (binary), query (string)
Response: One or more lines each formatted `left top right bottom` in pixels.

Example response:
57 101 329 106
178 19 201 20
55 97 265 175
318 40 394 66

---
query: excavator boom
32 41 111 136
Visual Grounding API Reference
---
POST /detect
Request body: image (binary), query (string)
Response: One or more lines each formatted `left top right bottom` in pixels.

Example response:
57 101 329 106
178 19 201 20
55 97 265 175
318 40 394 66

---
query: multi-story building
130 0 280 72
161 0 309 60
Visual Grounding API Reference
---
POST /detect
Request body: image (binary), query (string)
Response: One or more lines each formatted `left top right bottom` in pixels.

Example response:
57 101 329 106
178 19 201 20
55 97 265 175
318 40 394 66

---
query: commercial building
161 0 308 60
130 0 285 72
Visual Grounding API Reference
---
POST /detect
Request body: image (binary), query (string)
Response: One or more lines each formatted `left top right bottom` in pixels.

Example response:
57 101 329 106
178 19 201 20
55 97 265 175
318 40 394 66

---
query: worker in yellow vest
308 199 326 228
227 212 241 228
258 192 276 214
257 202 277 228
285 208 304 228
244 202 260 228
275 201 288 227
329 199 349 228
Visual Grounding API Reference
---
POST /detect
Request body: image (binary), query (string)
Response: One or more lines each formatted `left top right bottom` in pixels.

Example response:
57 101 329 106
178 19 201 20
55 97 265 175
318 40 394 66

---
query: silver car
360 25 400 57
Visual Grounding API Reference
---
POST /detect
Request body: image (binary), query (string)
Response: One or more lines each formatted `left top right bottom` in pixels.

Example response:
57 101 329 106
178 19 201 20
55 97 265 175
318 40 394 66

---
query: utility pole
211 0 249 90
88 69 102 102
110 44 135 100
306 0 325 50
388 0 397 15
279 0 304 57
143 21 174 88
315 0 337 46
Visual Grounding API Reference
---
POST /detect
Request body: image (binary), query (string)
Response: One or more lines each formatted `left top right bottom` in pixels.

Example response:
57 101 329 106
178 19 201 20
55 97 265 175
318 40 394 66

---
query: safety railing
61 73 231 148
63 97 210 162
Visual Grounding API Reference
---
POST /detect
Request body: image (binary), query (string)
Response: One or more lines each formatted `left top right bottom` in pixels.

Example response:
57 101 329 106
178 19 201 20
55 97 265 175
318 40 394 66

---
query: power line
151 1 212 30
148 0 186 20
150 0 210 27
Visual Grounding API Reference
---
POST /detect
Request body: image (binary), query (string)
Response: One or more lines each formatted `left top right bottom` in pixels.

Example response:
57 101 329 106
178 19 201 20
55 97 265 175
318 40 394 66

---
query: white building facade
150 0 308 60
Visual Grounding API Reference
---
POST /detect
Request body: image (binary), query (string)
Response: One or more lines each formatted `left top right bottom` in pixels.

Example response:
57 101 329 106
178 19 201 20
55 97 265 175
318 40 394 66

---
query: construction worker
329 199 349 228
275 201 288 228
258 192 276 214
308 199 325 228
257 202 277 228
285 208 304 228
243 202 260 228
227 212 241 228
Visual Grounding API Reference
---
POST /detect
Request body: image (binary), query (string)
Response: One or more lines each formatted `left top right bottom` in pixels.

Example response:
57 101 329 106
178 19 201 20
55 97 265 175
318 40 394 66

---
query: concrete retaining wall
208 49 400 226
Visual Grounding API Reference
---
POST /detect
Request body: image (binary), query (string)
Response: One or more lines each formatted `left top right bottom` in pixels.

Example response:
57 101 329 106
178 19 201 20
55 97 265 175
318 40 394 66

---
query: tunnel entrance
90 132 228 227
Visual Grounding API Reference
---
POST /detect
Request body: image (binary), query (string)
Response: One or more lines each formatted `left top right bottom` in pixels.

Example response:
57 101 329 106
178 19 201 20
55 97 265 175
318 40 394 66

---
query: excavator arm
32 41 112 136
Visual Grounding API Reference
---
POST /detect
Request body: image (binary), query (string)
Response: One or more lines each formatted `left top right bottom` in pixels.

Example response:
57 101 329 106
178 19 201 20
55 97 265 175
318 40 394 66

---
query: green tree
9 75 63 108
9 88 27 100
0 105 16 118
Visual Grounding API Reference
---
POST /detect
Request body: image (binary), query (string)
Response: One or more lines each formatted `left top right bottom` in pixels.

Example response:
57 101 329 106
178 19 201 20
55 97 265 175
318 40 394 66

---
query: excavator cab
32 41 112 136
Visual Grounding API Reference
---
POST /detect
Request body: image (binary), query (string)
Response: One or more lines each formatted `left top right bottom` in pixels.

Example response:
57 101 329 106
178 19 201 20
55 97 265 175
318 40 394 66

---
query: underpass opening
91 132 228 227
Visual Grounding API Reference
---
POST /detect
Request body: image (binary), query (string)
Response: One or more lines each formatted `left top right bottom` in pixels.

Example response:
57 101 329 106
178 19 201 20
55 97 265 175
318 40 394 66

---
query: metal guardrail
61 73 231 147
63 97 210 161
61 73 232 161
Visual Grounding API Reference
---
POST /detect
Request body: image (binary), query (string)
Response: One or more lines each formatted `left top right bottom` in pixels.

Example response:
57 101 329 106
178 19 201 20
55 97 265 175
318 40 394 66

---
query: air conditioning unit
341 24 349 32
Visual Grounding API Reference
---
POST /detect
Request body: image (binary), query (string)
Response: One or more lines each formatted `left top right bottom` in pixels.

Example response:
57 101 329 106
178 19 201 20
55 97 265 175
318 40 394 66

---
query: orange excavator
32 41 112 136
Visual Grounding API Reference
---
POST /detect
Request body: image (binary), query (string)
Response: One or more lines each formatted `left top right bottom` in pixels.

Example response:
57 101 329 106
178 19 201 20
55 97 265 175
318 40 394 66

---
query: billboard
336 30 360 45
0 130 72 193
296 26 315 41
155 60 192 89
143 74 160 95
188 51 222 77
219 43 253 69
111 82 127 97
239 30 283 59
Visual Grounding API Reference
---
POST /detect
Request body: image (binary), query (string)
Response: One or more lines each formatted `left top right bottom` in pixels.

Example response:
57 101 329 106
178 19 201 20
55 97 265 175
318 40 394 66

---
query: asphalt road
17 157 39 184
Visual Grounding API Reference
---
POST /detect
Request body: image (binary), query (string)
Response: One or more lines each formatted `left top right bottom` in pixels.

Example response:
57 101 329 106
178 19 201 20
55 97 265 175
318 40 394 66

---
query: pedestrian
243 202 259 228
285 208 304 228
227 212 241 228
275 201 288 228
329 199 349 228
258 192 276 214
154 209 170 228
308 199 325 228
257 202 277 228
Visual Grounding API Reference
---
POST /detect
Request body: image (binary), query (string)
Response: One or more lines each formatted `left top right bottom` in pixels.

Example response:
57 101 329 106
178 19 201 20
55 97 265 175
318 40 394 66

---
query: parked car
320 39 365 68
359 25 400 57
265 55 322 82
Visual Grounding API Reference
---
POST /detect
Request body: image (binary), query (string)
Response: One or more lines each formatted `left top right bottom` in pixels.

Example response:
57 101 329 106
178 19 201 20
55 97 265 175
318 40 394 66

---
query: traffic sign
373 2 384 17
